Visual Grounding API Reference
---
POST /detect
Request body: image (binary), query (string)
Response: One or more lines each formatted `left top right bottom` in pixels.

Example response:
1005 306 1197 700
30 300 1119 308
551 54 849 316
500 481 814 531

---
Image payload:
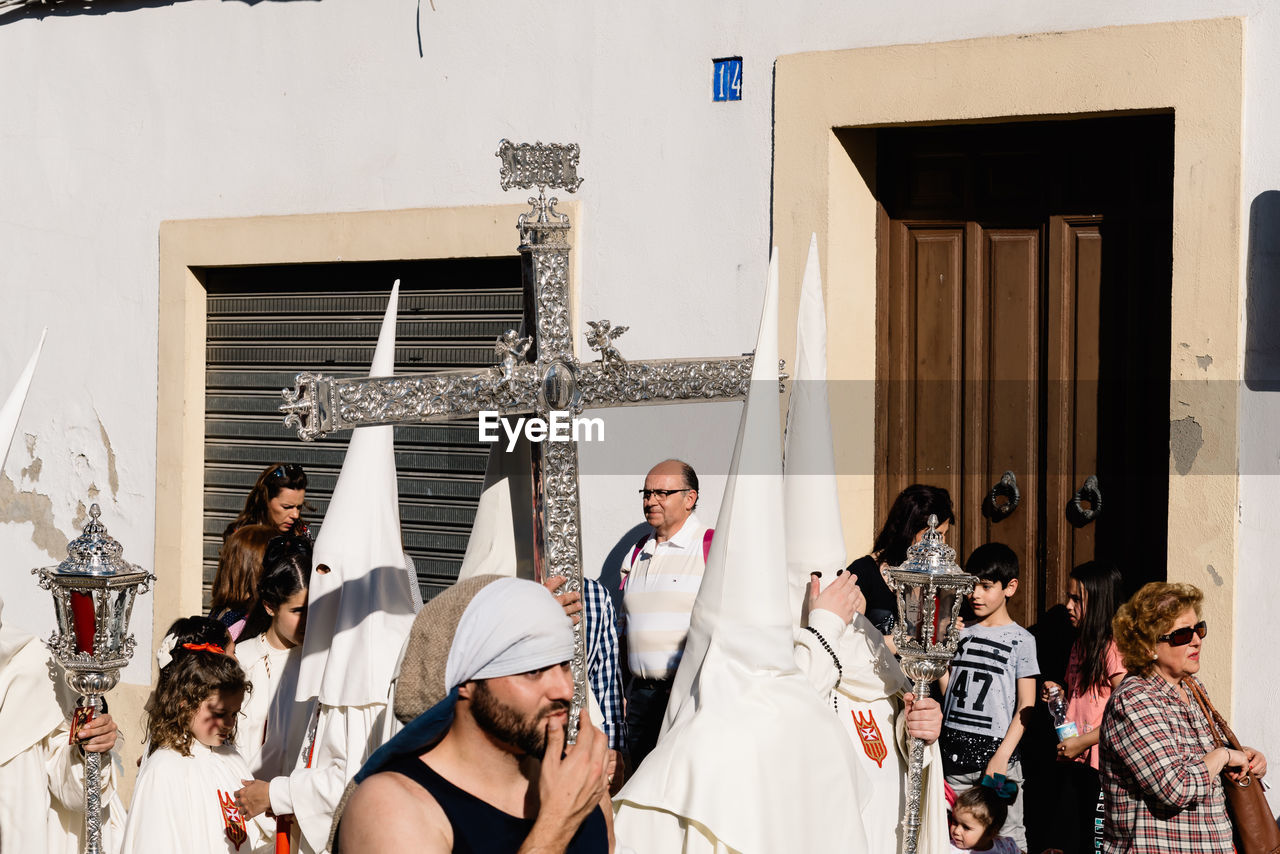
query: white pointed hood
296 282 420 707
0 328 46 472
613 250 868 853
456 436 535 581
783 235 846 621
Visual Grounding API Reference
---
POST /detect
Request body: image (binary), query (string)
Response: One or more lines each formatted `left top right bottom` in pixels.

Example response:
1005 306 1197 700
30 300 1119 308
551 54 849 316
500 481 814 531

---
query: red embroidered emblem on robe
852 710 888 768
218 790 248 850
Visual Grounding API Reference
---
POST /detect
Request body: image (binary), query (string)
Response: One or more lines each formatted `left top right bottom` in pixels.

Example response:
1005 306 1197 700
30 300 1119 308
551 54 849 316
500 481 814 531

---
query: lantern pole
886 514 976 854
33 504 153 854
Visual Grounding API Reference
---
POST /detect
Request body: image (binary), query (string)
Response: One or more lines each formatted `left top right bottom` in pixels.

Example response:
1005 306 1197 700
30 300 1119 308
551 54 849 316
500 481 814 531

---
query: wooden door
873 116 1172 627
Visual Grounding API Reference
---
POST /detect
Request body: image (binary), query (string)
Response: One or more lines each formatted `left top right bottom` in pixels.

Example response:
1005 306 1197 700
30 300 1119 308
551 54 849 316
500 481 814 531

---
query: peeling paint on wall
1206 563 1224 586
1196 354 1213 371
20 435 41 483
0 473 70 562
95 413 119 498
1170 416 1204 475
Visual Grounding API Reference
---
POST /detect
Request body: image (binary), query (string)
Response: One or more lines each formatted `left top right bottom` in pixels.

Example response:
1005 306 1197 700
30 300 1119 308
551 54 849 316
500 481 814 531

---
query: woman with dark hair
235 536 312 773
844 484 955 642
1040 560 1126 852
209 524 276 641
223 463 310 540
1100 582 1267 851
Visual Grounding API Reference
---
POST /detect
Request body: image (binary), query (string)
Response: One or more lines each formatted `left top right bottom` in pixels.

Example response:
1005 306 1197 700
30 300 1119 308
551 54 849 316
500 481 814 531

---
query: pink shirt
1065 639 1125 768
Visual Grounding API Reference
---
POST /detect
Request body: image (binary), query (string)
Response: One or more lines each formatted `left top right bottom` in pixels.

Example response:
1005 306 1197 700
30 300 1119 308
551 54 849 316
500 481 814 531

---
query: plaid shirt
582 578 626 750
1099 673 1232 853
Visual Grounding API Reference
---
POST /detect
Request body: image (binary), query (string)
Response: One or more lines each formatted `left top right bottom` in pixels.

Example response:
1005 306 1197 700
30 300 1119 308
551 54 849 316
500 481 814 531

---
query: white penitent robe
266 700 399 854
121 742 273 854
235 635 299 776
0 625 126 854
794 610 951 854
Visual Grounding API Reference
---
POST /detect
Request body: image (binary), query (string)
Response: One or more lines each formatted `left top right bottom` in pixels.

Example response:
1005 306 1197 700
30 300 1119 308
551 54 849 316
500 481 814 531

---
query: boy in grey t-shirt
940 542 1038 852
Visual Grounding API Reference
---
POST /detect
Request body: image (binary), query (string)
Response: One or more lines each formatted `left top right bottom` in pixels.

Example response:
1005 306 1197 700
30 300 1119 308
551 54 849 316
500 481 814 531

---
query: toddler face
190 688 245 748
949 807 988 849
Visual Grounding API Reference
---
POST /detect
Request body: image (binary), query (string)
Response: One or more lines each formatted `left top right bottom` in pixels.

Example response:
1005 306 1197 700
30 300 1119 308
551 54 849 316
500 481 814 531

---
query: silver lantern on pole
32 503 154 854
887 513 975 854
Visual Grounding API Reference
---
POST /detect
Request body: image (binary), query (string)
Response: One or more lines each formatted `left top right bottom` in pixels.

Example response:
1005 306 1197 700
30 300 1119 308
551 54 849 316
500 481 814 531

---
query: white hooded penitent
612 250 869 853
782 237 950 853
295 280 421 707
783 234 846 620
271 282 422 854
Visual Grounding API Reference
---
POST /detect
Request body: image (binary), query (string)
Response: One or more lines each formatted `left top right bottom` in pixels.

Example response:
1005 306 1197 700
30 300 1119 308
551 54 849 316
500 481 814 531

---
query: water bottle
1047 684 1078 741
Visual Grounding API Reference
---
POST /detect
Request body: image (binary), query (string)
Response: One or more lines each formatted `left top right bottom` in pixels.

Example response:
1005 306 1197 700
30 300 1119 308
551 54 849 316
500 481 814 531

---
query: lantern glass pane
107 588 130 653
901 585 926 645
934 588 958 646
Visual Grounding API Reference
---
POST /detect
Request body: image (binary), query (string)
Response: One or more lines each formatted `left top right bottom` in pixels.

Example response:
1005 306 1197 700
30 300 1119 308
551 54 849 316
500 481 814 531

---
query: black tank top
386 753 609 854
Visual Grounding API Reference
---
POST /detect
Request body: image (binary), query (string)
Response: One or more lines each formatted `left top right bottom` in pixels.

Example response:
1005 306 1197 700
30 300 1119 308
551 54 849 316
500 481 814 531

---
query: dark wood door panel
972 228 1042 625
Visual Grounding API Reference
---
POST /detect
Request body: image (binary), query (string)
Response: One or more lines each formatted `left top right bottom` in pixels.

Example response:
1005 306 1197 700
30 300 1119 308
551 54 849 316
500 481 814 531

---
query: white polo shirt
621 512 711 681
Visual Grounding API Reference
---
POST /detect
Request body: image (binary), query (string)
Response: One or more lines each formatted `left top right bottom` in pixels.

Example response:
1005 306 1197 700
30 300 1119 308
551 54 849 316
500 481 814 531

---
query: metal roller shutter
202 257 523 608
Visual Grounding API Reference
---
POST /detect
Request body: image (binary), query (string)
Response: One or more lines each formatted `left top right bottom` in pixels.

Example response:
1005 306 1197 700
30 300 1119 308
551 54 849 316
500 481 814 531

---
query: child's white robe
235 635 298 776
121 741 273 854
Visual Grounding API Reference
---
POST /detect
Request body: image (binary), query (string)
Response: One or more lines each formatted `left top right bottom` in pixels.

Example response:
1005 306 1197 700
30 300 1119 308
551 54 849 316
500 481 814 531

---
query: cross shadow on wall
0 0 316 25
1246 190 1280 392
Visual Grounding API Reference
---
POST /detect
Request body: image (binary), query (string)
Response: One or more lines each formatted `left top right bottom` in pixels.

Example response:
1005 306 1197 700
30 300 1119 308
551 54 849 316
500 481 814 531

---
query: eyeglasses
1157 620 1207 647
271 464 305 479
638 488 691 500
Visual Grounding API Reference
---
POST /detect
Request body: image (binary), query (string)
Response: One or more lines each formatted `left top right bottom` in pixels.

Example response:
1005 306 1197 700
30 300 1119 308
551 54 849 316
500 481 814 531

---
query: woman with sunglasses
223 463 310 540
1099 582 1267 852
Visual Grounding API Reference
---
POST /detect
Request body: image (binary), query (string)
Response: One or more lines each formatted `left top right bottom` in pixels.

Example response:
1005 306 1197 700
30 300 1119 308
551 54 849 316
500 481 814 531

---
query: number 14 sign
713 57 742 102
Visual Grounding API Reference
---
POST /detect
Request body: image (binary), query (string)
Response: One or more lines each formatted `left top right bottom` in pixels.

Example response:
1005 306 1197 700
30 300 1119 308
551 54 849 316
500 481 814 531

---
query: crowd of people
1 455 1271 854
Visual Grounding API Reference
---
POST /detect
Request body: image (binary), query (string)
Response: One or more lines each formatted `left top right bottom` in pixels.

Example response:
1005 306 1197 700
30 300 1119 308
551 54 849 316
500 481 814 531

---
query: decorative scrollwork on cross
496 140 584 193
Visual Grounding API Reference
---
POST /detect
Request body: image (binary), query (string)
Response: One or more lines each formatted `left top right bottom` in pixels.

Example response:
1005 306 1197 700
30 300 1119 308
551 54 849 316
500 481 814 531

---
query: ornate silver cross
281 141 756 737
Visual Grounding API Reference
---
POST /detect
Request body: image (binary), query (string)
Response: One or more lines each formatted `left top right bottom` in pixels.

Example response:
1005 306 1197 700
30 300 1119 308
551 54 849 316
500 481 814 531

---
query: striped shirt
620 513 710 680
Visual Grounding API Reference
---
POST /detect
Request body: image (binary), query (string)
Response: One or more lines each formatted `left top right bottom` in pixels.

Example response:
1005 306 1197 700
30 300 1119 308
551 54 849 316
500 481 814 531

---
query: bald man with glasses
619 459 714 768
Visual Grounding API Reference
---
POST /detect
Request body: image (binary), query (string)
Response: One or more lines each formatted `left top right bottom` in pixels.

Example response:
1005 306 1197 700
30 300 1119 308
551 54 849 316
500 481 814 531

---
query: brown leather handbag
1187 678 1280 854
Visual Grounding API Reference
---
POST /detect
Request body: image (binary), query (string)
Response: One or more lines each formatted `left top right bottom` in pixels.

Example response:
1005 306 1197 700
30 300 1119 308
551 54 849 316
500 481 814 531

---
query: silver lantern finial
887 513 976 854
32 503 154 854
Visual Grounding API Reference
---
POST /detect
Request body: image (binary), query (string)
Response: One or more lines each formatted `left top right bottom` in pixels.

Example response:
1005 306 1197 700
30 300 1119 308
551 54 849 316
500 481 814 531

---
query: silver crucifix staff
281 140 757 738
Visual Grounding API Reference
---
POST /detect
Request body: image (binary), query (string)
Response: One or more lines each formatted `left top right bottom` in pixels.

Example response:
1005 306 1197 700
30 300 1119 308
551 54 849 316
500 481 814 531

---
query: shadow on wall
1246 191 1280 392
598 522 651 612
0 0 315 25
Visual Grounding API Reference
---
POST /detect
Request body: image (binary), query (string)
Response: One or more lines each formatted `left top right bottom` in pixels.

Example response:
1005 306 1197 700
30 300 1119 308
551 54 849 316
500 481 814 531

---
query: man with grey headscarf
336 576 611 854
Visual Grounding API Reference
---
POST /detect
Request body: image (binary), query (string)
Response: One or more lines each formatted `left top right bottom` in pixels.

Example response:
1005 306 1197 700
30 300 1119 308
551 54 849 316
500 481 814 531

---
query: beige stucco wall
774 19 1244 706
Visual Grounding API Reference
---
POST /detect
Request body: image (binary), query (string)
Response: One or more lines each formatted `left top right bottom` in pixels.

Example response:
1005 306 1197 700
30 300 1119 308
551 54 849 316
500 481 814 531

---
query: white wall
1236 0 1280 812
0 1 1272 706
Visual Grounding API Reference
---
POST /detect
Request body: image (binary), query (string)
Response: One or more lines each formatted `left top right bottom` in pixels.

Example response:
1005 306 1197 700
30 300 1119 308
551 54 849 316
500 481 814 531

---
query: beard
470 682 570 759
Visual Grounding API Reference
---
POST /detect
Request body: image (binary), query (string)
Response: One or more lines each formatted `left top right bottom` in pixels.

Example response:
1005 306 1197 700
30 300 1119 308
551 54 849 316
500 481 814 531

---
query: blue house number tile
713 57 742 102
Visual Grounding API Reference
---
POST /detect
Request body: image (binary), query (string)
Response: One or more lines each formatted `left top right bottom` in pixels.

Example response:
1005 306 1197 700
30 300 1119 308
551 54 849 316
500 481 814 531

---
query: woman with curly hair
223 463 310 540
121 644 272 853
1099 582 1268 853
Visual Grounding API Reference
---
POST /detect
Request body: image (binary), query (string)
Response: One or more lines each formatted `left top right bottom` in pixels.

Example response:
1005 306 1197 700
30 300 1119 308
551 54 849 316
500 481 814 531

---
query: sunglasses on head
271 464 305 479
638 488 691 499
1157 620 1207 647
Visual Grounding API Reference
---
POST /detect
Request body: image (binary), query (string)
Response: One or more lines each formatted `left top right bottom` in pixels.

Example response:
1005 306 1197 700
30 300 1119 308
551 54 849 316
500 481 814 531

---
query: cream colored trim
154 200 580 651
774 19 1244 706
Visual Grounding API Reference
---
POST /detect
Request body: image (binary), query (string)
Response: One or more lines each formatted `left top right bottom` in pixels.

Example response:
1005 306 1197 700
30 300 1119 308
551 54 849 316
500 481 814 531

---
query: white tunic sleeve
267 702 389 854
